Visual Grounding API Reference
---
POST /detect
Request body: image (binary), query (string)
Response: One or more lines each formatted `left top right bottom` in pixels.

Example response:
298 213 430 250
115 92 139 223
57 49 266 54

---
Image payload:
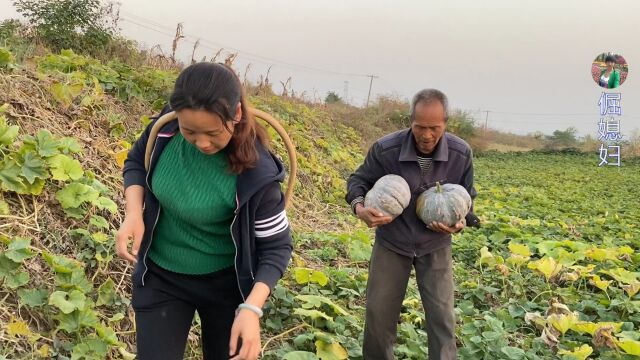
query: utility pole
484 110 490 133
365 74 379 108
344 81 349 103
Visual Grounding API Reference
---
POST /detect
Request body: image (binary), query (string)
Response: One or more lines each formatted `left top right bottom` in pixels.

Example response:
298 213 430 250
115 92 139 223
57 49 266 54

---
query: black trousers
132 259 243 360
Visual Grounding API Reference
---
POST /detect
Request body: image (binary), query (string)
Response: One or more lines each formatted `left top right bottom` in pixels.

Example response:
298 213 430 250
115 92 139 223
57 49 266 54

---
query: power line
119 11 373 78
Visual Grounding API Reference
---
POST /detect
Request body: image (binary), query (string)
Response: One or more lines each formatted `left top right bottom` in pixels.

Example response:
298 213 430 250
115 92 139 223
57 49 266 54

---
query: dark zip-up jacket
123 107 292 300
346 129 477 257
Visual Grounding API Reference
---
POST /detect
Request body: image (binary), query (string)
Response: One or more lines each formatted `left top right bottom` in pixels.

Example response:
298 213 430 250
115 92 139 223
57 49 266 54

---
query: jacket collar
398 129 449 162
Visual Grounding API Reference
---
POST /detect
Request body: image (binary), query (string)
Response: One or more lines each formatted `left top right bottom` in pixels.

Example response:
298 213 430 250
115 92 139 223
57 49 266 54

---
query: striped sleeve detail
255 210 289 238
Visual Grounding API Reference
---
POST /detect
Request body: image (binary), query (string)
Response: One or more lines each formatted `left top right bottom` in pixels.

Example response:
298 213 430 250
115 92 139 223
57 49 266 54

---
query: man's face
411 100 447 154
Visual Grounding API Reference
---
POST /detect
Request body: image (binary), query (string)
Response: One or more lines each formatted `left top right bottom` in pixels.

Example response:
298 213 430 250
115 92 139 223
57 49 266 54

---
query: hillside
1 45 640 360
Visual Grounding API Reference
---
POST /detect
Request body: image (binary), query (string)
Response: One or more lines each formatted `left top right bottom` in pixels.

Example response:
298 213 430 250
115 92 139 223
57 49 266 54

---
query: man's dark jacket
346 129 478 257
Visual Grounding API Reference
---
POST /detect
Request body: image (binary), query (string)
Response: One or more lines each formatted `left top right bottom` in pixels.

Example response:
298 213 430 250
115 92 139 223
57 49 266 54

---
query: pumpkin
364 174 411 217
416 182 472 226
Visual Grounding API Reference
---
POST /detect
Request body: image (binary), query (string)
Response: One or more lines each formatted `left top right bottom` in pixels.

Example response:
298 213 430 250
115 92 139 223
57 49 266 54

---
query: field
1 48 640 360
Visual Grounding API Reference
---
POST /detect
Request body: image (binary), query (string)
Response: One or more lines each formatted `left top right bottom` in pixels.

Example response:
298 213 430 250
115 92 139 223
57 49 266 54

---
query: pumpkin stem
435 181 442 192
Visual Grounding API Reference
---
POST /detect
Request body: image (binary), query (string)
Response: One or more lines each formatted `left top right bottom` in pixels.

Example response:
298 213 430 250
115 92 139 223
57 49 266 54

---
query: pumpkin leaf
0 117 19 146
558 344 593 360
17 288 48 307
55 183 99 209
49 290 86 314
527 257 563 281
283 351 319 360
508 242 531 257
547 312 577 335
621 282 640 298
615 338 640 356
20 152 48 184
5 237 35 263
589 275 612 292
600 268 639 284
294 308 333 322
315 340 348 360
294 268 329 287
48 154 83 181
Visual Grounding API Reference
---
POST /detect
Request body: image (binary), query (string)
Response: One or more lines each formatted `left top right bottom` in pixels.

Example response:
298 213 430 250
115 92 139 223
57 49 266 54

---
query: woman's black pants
132 259 243 359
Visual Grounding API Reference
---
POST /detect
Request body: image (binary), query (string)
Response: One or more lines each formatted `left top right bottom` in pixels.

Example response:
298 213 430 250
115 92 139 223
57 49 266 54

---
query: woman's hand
229 309 261 360
115 214 145 263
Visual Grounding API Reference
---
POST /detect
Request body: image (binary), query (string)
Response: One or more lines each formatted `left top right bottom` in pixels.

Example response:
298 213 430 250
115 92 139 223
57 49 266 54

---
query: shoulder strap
144 108 297 209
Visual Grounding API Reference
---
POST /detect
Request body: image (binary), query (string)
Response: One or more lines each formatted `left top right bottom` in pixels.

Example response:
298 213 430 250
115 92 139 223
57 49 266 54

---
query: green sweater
148 132 237 274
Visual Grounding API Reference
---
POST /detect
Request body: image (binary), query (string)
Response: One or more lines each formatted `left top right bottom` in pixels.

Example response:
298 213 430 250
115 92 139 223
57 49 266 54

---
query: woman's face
177 104 242 155
606 61 615 69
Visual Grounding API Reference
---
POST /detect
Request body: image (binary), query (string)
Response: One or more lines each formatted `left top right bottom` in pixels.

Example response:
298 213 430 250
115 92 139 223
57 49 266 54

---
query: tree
324 91 343 104
13 0 117 54
545 127 578 150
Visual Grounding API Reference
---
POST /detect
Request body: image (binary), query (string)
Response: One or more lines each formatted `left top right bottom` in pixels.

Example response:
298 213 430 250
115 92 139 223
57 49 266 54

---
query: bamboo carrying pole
143 109 297 208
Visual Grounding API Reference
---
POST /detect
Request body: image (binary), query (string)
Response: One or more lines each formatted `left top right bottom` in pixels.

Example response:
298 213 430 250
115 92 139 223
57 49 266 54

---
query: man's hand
427 220 465 234
355 203 393 228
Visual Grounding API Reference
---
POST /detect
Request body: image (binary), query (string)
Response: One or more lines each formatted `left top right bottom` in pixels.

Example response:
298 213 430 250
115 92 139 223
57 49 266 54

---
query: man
345 89 479 360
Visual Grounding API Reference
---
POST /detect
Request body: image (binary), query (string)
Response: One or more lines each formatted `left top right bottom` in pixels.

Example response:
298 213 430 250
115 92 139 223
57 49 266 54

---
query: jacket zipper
230 194 246 301
141 141 160 287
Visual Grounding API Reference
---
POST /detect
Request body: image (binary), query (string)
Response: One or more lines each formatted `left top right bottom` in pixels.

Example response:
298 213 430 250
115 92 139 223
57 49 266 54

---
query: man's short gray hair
410 89 449 122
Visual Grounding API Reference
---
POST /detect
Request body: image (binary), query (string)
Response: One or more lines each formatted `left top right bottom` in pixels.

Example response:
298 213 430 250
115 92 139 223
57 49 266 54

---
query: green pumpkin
416 182 472 226
364 174 411 217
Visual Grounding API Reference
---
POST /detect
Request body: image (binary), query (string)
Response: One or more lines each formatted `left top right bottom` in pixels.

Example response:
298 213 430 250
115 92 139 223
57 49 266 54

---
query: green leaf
17 288 49 307
71 336 109 360
0 159 27 193
91 232 109 244
48 154 83 181
5 237 35 263
0 254 21 277
501 346 526 360
93 196 117 213
294 268 329 287
54 308 99 333
89 215 109 230
58 137 83 154
49 290 86 314
95 322 118 345
283 351 319 360
0 117 19 146
20 152 48 184
0 198 9 215
96 278 116 306
348 240 371 262
0 48 15 68
315 340 348 360
55 183 99 209
34 130 61 158
5 270 29 289
51 82 84 107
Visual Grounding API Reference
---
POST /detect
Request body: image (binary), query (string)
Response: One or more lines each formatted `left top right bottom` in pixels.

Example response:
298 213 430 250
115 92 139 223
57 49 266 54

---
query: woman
116 62 293 360
599 55 620 89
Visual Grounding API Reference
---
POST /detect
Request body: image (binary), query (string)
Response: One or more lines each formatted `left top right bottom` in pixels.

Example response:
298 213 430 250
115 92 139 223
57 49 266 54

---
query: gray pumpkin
364 175 411 217
416 182 472 226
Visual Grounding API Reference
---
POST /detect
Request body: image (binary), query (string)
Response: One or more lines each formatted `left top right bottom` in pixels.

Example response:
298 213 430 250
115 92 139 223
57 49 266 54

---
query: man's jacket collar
398 129 449 162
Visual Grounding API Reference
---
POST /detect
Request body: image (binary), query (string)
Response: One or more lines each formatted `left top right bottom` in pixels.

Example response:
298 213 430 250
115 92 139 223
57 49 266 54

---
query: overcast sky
2 0 639 137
